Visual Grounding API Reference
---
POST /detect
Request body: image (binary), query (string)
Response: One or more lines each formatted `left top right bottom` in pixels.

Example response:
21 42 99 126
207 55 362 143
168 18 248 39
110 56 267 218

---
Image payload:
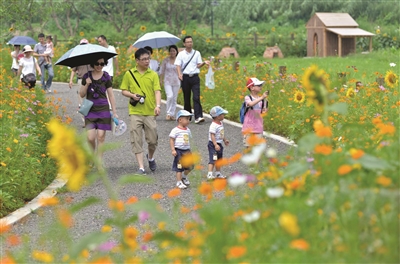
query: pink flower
138 211 150 223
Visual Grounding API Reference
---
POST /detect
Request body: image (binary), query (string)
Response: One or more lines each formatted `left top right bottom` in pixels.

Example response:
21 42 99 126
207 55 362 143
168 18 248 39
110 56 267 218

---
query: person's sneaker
47 89 52 93
182 177 190 186
216 173 226 179
147 154 157 171
176 181 187 189
207 174 216 180
195 117 205 124
136 168 146 175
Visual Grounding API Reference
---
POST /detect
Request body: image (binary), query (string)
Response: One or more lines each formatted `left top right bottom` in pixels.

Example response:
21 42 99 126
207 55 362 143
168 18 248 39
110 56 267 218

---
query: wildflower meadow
0 42 399 263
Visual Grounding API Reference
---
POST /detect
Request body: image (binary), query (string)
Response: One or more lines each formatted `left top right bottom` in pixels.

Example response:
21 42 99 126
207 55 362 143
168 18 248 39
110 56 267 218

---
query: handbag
78 98 94 116
22 57 37 88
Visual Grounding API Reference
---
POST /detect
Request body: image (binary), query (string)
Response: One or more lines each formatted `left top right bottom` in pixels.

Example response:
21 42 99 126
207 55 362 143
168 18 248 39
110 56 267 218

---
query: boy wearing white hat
207 106 230 180
169 110 194 189
242 77 269 146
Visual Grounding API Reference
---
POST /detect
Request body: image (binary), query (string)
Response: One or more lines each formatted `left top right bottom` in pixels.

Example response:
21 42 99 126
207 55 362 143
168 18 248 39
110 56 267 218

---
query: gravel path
1 82 293 254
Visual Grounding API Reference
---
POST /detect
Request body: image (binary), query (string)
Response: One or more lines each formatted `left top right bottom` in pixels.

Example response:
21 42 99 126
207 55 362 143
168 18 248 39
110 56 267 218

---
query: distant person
43 35 54 65
10 45 22 76
97 35 119 80
79 57 118 161
169 110 194 189
34 33 54 93
242 77 269 147
207 106 229 180
17 45 41 89
175 36 209 124
120 48 162 175
159 45 180 120
144 46 160 73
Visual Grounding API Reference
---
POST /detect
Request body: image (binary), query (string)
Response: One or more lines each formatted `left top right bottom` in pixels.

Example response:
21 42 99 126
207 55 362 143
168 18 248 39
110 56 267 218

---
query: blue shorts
207 141 223 164
172 148 192 172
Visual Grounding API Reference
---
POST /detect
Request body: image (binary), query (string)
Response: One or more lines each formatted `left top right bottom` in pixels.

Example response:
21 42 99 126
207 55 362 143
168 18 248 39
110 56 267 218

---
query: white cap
246 77 265 88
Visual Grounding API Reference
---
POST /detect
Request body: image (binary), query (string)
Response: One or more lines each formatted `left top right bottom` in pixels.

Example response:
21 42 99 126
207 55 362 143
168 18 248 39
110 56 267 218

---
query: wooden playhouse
306 13 375 57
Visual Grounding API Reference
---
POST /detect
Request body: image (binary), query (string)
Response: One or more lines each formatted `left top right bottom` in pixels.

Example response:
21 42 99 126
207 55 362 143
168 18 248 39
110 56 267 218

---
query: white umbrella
132 31 180 48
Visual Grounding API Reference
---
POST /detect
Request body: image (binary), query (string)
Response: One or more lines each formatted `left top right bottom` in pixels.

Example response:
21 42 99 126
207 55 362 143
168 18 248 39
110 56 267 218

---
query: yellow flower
346 88 356 98
140 25 147 32
165 247 187 259
226 32 231 37
124 226 139 249
271 27 276 32
279 212 300 236
1 162 6 167
9 27 14 32
232 32 237 37
206 38 210 43
79 31 84 37
47 119 89 192
32 251 54 263
302 65 329 112
101 225 112 232
181 29 187 35
293 91 305 103
384 70 398 88
376 29 381 34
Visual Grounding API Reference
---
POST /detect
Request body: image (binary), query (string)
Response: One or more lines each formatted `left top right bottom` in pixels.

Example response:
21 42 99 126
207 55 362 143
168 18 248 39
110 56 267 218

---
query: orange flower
315 126 332 137
290 239 310 251
198 182 212 196
337 164 352 175
377 123 395 136
314 144 332 155
376 175 392 187
142 232 153 242
57 209 74 228
39 197 59 206
108 200 125 212
349 148 364 159
245 134 266 146
180 206 191 214
215 157 229 167
89 256 113 264
227 246 247 259
126 196 139 204
212 179 227 191
0 221 11 234
228 153 242 163
180 152 201 168
7 234 21 246
151 193 163 200
168 188 181 198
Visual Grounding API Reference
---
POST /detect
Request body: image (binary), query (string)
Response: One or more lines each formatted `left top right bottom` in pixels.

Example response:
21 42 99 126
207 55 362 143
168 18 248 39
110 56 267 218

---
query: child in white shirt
44 35 54 65
207 106 230 180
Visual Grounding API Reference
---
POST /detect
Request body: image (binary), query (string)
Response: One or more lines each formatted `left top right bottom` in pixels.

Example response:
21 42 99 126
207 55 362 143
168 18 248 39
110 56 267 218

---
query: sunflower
140 25 147 32
384 70 398 88
47 119 89 191
181 29 186 35
302 65 329 112
232 32 237 37
9 27 14 32
79 31 84 37
346 88 356 98
226 32 231 37
293 91 305 103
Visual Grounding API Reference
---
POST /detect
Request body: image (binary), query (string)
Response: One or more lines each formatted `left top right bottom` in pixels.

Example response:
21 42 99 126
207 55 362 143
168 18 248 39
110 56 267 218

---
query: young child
207 106 230 180
242 77 269 146
169 110 194 189
43 35 54 65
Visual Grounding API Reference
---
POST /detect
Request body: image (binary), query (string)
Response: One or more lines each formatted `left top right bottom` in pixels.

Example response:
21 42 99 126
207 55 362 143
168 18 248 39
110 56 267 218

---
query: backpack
239 95 265 124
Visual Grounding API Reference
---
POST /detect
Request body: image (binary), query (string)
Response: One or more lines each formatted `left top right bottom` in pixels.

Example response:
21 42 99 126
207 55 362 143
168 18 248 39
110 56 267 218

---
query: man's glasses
139 57 150 62
94 62 105 66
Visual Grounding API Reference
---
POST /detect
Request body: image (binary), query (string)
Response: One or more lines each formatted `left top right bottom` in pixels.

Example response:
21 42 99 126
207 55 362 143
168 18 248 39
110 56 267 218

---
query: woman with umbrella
79 57 118 161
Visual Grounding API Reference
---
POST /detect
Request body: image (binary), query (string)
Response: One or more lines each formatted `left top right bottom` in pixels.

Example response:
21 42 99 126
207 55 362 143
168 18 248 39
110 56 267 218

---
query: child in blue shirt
207 106 230 180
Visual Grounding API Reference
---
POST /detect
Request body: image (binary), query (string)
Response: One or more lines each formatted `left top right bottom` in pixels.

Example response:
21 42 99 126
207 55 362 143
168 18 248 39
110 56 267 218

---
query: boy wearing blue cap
207 106 230 180
169 110 193 189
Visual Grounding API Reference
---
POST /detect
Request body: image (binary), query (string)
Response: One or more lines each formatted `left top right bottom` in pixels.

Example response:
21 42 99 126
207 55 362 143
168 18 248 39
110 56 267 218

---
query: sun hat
246 77 265 88
176 110 193 120
80 38 89 44
210 106 228 118
23 45 33 53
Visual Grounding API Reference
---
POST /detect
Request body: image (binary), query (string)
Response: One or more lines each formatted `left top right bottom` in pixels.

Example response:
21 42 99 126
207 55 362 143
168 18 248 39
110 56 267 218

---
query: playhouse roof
326 28 375 37
311 13 359 27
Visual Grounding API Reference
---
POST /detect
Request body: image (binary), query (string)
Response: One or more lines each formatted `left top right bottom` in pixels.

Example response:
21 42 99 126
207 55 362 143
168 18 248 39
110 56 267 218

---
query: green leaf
297 133 322 153
70 232 109 258
280 161 309 181
126 199 169 223
357 154 393 170
151 231 186 245
69 197 101 213
327 102 348 115
118 174 153 184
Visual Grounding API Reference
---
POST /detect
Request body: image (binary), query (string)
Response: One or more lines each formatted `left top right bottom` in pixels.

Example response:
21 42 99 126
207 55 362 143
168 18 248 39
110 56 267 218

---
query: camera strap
128 70 145 96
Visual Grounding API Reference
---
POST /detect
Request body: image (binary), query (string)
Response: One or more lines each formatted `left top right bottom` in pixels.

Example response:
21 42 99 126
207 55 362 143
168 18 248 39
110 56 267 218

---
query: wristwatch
156 105 161 108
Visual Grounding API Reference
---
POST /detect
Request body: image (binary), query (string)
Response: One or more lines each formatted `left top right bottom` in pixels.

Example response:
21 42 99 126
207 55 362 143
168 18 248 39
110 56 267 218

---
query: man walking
34 33 54 92
175 36 209 124
97 35 119 80
120 48 162 175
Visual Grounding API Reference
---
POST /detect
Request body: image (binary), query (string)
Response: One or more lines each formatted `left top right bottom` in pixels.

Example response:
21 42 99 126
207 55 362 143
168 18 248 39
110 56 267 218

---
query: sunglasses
94 62 105 66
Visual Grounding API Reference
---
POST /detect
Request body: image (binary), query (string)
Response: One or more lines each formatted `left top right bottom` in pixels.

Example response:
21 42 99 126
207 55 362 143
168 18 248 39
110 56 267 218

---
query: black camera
130 94 146 107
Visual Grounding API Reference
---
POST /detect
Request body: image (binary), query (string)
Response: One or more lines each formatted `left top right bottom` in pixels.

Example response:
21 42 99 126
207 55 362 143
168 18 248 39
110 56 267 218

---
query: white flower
242 211 260 223
266 187 284 198
241 142 267 165
266 148 277 158
390 63 396 67
227 174 247 187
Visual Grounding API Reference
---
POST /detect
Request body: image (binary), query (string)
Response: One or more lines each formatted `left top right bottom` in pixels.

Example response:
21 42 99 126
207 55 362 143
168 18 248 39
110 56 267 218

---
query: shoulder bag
22 57 37 88
128 70 146 107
